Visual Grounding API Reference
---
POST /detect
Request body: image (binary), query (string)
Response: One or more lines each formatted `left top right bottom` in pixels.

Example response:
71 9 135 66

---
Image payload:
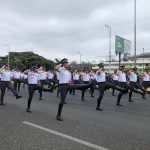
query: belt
97 82 105 84
59 83 68 86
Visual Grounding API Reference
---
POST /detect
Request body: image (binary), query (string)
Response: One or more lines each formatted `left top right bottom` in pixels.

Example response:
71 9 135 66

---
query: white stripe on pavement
22 121 109 150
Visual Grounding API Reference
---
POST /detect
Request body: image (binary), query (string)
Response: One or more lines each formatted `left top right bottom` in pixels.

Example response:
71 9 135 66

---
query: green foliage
0 51 55 70
145 66 150 71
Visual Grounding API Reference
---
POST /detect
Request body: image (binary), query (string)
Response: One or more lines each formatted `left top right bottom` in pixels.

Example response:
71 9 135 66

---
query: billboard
115 35 131 60
115 36 124 53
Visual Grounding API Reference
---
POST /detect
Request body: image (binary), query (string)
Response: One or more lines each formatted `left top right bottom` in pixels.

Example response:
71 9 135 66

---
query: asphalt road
0 85 150 150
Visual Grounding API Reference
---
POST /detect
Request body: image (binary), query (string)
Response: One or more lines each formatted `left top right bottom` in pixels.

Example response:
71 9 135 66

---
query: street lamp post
134 0 137 67
105 24 111 72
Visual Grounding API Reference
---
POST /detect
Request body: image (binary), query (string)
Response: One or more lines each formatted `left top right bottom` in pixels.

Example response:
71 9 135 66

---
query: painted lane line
22 121 109 150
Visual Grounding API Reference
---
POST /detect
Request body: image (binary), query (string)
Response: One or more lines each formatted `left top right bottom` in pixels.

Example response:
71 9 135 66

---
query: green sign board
115 35 124 53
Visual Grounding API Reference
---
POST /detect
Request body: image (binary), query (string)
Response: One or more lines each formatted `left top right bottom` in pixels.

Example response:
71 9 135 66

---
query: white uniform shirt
28 71 40 84
47 72 54 79
13 71 22 79
39 71 47 80
143 72 150 81
129 72 137 82
82 73 90 82
90 73 97 80
96 71 106 82
113 74 119 81
0 70 13 81
73 73 80 80
118 71 126 82
58 67 71 84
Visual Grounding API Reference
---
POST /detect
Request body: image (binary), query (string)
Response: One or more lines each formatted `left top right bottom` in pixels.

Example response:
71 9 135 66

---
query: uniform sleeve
58 67 63 72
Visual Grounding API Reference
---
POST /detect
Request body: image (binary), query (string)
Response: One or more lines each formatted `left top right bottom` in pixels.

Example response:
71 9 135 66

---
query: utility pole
134 0 137 67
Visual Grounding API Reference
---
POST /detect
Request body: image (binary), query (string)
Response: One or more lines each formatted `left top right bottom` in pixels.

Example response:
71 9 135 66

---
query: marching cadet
55 58 91 121
111 70 119 96
55 58 71 121
128 67 146 102
0 64 22 105
96 63 106 111
24 65 53 112
116 65 128 106
55 58 90 121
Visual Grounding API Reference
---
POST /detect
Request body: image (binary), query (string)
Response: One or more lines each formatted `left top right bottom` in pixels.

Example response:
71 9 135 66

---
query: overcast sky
0 0 150 63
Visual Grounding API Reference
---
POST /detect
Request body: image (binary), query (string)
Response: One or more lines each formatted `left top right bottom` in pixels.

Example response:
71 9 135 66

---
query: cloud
0 0 149 63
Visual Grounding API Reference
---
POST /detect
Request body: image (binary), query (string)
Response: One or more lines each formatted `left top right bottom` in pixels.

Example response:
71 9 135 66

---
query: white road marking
22 121 109 150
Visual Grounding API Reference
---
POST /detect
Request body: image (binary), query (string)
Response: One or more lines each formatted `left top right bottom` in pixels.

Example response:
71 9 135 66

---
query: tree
0 51 55 70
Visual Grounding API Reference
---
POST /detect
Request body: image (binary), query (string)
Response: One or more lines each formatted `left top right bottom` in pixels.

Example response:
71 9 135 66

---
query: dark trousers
39 80 54 98
112 80 118 95
59 84 68 104
72 80 79 94
55 80 60 97
81 81 89 100
97 82 106 107
27 84 52 109
57 83 91 116
117 82 128 104
57 84 68 117
129 81 146 100
90 80 97 97
22 79 28 89
142 81 150 89
0 81 18 103
13 79 21 91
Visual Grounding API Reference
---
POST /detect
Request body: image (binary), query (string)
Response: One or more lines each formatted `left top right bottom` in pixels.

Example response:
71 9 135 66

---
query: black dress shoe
81 98 86 101
128 99 134 102
26 108 32 113
142 93 146 99
39 98 43 100
0 103 5 106
96 107 103 111
91 95 94 97
56 115 63 121
16 95 22 99
112 94 116 96
116 103 123 106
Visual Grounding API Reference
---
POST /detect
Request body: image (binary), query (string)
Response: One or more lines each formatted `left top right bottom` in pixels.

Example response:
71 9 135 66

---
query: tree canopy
0 51 55 70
